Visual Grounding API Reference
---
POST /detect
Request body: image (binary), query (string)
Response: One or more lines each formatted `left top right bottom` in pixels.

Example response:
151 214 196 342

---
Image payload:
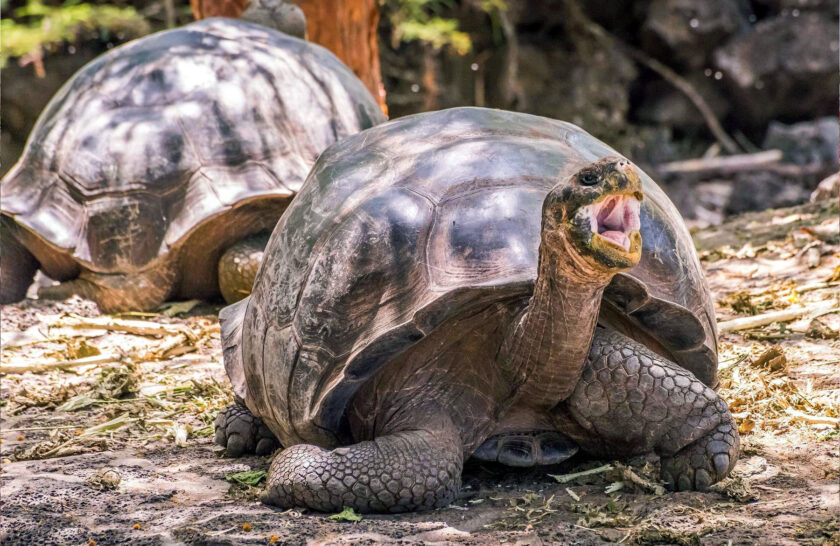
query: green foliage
225 469 268 487
1 0 148 67
383 0 508 54
328 506 363 522
397 16 471 54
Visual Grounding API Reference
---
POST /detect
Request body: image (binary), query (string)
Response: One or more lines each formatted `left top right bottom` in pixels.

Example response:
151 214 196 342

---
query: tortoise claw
659 420 739 491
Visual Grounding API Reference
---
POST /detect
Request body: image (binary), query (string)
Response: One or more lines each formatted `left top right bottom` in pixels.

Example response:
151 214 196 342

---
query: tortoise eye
580 172 598 186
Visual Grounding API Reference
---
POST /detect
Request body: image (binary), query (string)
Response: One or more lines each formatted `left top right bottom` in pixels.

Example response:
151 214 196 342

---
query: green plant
1 0 148 67
382 0 508 54
328 506 363 522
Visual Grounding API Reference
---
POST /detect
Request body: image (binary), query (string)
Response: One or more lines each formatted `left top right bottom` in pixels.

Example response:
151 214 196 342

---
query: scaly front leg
554 328 739 490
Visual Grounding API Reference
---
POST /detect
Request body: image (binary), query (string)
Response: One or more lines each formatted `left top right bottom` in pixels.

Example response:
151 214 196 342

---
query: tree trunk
297 0 385 112
190 0 248 20
190 0 387 113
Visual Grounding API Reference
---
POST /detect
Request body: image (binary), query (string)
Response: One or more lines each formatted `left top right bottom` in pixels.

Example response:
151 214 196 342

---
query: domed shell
233 107 717 448
0 18 385 287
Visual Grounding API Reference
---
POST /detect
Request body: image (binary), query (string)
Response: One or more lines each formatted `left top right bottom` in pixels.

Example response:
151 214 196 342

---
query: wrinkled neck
502 236 612 409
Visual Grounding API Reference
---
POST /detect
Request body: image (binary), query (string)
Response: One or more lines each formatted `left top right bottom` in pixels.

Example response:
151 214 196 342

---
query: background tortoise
216 107 738 513
0 9 385 312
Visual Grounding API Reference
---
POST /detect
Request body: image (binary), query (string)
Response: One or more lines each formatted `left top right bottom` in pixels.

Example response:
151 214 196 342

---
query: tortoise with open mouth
215 107 738 513
0 9 385 312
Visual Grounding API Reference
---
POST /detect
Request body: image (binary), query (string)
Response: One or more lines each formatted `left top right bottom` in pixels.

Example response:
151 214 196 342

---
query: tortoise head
241 0 307 39
542 157 643 274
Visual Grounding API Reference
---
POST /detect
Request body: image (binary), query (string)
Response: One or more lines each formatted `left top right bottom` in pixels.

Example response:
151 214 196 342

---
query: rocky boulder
713 13 839 128
643 0 748 69
763 117 840 174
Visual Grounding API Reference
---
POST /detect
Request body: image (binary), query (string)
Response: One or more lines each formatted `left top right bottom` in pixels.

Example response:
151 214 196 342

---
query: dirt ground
2 199 838 546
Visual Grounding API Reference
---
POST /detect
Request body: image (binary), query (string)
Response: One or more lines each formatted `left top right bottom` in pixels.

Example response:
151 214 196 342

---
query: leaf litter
1 313 231 462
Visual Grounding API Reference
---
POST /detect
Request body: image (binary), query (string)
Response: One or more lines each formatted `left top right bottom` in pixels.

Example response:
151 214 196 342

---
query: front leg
214 400 279 457
263 412 463 513
554 327 739 491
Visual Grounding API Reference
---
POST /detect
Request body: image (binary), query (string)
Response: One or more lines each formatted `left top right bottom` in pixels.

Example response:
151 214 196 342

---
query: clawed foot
214 403 279 457
660 420 739 491
472 431 578 467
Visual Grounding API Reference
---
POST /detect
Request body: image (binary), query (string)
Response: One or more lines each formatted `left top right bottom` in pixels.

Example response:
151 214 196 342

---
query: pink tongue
600 230 630 251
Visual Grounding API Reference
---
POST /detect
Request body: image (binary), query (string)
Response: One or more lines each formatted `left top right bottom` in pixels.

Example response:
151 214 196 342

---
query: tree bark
296 0 386 113
190 0 248 20
190 0 387 113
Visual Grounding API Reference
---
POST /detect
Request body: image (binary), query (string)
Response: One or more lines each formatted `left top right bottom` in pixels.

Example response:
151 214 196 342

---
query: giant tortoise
0 7 385 312
215 107 738 513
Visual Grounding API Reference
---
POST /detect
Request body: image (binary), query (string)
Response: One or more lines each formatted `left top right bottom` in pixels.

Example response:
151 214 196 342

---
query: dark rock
763 117 839 172
635 73 729 128
642 0 749 69
515 40 637 138
713 13 839 128
752 0 839 16
725 172 813 214
580 0 654 42
665 179 733 227
618 126 701 165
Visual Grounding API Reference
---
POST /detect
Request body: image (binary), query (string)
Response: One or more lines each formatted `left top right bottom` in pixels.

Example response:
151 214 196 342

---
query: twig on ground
1 336 193 375
613 463 666 496
718 300 838 333
549 464 613 484
0 354 120 374
785 409 838 427
0 424 84 434
751 281 839 297
51 314 194 339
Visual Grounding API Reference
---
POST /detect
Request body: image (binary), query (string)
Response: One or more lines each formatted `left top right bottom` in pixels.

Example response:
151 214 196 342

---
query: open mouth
585 194 641 252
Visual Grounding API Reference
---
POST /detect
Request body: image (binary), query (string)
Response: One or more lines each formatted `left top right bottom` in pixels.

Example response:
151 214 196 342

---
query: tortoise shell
0 18 385 296
228 107 717 448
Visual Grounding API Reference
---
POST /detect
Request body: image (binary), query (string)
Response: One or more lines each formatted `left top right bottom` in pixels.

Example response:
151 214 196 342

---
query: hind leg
217 232 270 304
553 328 739 491
1 232 39 304
214 400 279 457
39 267 176 313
